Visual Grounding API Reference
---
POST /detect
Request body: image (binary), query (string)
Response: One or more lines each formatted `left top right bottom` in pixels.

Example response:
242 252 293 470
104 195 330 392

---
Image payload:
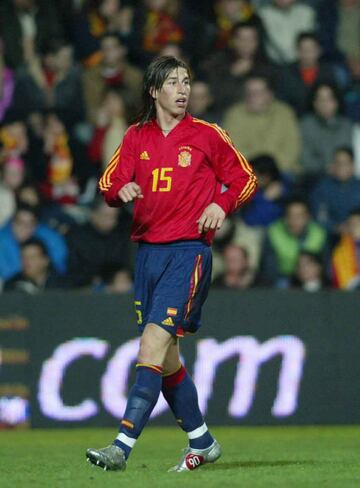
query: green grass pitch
0 426 359 487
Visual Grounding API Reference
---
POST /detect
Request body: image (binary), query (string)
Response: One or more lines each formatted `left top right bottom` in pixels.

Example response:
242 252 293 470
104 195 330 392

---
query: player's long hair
137 56 191 126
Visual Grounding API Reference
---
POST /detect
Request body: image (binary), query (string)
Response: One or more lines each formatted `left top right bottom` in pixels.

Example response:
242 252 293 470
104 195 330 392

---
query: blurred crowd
0 0 360 294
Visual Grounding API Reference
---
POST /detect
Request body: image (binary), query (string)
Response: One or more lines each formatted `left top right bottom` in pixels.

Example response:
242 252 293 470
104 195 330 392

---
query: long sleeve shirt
99 113 257 244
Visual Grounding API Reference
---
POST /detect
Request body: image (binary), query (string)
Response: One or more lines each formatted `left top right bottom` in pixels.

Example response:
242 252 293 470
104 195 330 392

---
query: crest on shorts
178 150 192 168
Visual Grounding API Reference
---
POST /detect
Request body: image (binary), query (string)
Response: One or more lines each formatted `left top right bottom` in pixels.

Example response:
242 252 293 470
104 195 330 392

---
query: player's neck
156 109 185 136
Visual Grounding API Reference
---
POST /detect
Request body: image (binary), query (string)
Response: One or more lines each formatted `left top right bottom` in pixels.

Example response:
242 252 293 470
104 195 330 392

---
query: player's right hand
118 182 144 202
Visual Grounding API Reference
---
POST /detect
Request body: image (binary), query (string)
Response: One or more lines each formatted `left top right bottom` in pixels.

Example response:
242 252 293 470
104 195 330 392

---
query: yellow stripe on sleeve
193 118 253 175
99 144 122 191
192 118 257 206
236 175 257 207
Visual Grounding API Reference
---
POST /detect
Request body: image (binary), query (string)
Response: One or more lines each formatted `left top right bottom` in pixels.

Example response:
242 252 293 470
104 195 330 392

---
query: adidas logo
161 317 174 326
140 151 150 160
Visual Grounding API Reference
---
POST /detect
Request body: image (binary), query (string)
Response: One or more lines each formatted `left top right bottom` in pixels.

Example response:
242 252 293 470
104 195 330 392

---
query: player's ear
149 87 157 100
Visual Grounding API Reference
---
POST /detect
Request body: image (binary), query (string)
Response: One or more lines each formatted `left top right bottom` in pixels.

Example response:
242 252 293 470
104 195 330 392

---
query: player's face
153 67 191 117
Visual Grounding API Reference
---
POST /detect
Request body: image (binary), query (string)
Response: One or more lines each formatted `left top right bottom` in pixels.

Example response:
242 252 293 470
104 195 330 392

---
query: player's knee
138 335 162 364
138 325 173 364
138 338 154 362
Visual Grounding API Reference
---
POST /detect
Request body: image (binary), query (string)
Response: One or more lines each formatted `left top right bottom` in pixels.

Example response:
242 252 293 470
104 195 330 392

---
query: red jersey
99 113 257 244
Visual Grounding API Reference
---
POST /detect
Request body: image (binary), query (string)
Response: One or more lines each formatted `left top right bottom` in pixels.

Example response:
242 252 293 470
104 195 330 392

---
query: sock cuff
187 422 208 439
162 364 186 389
116 432 137 448
136 363 163 375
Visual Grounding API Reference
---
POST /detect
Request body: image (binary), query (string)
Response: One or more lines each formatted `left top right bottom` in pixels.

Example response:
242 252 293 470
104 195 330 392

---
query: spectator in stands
131 0 212 67
291 251 328 291
214 0 263 49
259 0 316 64
201 20 274 112
0 204 68 281
0 120 28 186
38 112 79 207
0 183 16 228
15 181 75 233
300 82 353 176
16 182 41 208
106 267 133 294
260 197 327 287
158 42 187 61
212 216 263 280
72 0 135 66
222 72 301 174
311 146 360 233
338 0 360 122
88 88 128 170
12 39 84 128
0 39 15 123
277 32 340 116
337 0 360 80
331 208 360 289
95 265 133 294
0 120 29 161
242 154 290 227
66 197 133 287
82 32 143 124
3 237 67 293
134 0 183 53
1 157 26 194
213 243 255 289
188 81 219 123
0 0 64 69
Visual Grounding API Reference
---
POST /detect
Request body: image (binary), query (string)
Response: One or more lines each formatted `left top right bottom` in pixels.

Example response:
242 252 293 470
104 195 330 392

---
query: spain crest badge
178 150 192 167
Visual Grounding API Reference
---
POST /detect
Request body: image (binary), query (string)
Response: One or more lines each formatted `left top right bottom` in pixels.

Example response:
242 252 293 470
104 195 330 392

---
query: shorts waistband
138 239 209 249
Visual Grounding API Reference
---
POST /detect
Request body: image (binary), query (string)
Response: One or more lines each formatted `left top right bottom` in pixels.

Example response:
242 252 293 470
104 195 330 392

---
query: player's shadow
205 460 316 471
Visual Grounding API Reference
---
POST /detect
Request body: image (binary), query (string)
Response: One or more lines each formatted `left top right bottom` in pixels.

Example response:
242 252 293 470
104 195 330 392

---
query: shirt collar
151 112 193 135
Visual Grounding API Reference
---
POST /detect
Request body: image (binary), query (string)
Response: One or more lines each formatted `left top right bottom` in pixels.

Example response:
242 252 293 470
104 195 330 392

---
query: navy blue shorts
134 240 212 337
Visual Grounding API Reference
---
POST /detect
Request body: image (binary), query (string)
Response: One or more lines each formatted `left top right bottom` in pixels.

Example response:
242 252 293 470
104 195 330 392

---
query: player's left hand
197 203 226 234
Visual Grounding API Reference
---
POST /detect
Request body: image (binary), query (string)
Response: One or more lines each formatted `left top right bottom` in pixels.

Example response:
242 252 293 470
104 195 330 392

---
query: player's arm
98 126 142 206
198 125 257 233
209 125 257 213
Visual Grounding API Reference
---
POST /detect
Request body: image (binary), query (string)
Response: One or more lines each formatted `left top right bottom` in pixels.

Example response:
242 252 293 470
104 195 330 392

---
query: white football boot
168 440 222 472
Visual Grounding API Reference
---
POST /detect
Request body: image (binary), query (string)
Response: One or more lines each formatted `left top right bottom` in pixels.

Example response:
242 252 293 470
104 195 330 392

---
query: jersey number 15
152 167 173 192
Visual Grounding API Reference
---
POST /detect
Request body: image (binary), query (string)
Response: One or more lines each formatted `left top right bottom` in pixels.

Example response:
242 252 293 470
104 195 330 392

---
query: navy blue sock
162 365 214 450
113 363 163 459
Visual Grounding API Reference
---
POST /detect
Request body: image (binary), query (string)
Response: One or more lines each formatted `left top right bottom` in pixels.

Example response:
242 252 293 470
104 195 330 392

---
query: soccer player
86 56 257 473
